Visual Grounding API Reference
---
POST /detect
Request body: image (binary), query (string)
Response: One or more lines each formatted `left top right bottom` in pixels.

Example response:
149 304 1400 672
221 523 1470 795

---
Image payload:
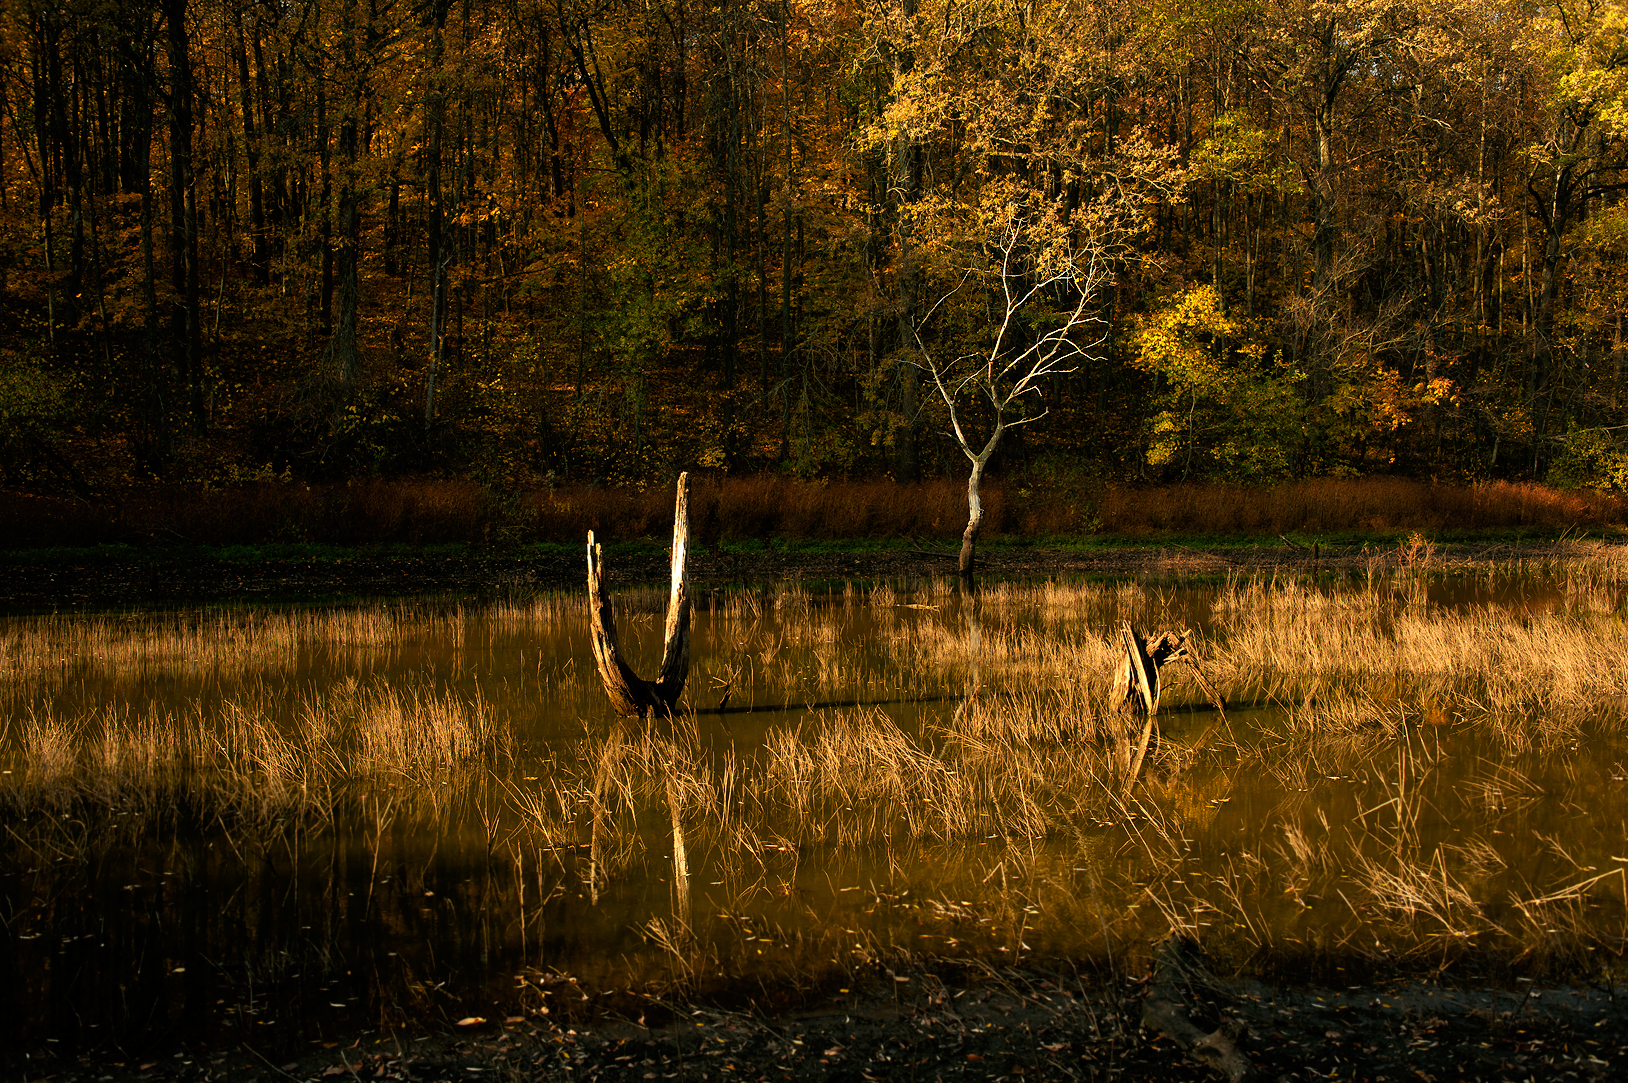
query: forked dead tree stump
1112 623 1227 787
587 473 691 718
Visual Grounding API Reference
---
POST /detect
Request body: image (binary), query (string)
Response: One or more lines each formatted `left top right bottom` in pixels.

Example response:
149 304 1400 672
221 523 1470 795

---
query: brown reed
9 550 1628 987
6 474 1623 550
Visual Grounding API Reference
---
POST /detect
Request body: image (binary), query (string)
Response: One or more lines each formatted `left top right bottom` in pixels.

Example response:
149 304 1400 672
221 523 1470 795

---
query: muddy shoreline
17 962 1626 1082
2 538 1613 611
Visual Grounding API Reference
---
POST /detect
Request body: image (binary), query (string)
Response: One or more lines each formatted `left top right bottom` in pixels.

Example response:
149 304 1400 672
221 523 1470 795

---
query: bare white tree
912 205 1112 580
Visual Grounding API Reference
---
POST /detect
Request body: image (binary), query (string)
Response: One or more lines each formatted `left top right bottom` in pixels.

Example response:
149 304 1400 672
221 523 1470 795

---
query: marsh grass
2 675 503 823
0 602 488 683
10 475 1628 552
897 543 1628 749
8 546 1628 1038
1095 478 1628 536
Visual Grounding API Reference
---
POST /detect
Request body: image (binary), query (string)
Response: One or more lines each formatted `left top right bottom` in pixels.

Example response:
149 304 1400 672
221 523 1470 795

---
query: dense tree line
3 0 1628 495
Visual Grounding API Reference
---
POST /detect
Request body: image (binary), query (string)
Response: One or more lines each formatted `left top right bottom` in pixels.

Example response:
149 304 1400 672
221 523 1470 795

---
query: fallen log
587 474 691 718
1141 937 1256 1082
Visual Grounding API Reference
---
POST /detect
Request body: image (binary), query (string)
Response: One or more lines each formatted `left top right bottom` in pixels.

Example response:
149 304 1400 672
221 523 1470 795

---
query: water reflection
5 562 1628 1062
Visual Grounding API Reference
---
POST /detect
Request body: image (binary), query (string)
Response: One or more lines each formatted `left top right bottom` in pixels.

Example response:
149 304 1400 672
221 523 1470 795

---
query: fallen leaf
456 1016 487 1027
322 1066 347 1077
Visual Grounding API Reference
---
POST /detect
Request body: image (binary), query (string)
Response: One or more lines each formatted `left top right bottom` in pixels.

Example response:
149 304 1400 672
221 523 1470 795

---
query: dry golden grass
1 676 502 821
871 544 1628 749
7 548 1628 986
0 603 480 683
1204 552 1628 744
497 546 1628 933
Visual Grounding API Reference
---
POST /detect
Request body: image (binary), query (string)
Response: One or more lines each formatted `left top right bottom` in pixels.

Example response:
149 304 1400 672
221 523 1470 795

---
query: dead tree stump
1112 624 1227 787
587 473 691 718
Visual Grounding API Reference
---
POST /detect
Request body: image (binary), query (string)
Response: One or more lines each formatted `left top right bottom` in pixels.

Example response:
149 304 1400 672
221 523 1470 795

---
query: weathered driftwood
586 473 691 718
1141 937 1255 1082
1113 624 1227 787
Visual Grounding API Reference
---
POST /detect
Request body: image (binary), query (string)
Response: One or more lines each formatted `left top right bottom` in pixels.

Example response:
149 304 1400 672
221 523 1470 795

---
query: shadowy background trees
4 0 1628 506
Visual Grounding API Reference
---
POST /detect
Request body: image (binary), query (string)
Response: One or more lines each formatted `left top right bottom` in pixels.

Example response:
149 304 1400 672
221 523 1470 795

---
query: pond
4 555 1628 1061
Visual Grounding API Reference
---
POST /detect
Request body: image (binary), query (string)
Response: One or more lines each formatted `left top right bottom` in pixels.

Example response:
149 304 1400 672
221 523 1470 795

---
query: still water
3 570 1627 1058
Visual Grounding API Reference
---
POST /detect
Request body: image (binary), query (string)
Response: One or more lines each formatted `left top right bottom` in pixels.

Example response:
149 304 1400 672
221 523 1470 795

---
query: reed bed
0 602 485 683
505 703 1115 869
9 476 1628 551
878 543 1628 747
7 546 1628 1015
1 676 503 822
1095 477 1628 535
1102 736 1627 980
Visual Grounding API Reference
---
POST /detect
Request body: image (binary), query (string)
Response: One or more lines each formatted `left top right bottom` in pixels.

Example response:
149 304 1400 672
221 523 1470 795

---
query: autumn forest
5 0 1628 505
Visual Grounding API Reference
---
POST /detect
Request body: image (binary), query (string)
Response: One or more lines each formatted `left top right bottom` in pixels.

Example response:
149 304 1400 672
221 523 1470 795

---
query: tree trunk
777 0 795 452
32 18 57 343
959 453 988 582
331 0 361 390
1532 178 1570 426
163 0 202 433
423 2 450 422
958 418 1006 582
233 19 267 285
891 0 921 481
586 474 692 718
1116 624 1163 789
331 187 360 383
1312 102 1337 289
426 257 444 423
316 73 333 335
537 23 568 202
